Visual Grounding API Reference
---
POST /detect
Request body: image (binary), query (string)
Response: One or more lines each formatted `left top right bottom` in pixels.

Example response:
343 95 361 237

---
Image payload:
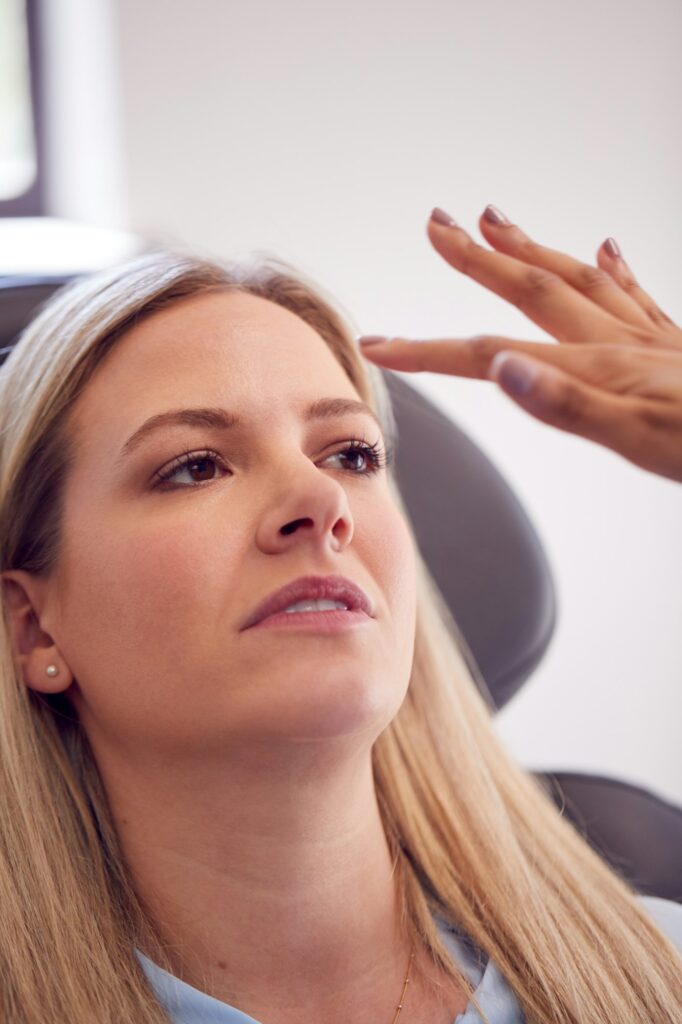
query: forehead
67 289 361 440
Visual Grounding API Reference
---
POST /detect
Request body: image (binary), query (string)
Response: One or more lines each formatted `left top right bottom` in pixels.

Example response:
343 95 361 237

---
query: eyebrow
116 397 383 463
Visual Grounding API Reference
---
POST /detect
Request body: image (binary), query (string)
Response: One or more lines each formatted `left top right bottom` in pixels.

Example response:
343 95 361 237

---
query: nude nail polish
483 205 510 225
430 207 458 227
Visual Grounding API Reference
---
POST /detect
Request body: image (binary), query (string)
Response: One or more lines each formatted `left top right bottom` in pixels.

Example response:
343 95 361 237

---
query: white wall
46 0 682 804
40 0 126 228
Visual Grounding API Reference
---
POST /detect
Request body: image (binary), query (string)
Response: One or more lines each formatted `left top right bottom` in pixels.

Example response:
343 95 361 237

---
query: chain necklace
390 947 415 1023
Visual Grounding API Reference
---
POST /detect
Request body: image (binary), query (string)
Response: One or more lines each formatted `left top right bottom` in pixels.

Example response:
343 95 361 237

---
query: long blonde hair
0 249 679 1023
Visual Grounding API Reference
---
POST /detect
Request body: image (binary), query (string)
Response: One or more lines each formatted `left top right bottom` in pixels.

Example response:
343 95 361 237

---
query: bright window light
0 0 35 201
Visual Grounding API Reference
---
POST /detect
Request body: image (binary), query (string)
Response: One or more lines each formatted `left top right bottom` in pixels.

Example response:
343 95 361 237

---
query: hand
357 206 682 484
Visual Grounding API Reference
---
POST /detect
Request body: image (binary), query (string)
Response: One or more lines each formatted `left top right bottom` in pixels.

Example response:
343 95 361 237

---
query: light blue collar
134 909 524 1023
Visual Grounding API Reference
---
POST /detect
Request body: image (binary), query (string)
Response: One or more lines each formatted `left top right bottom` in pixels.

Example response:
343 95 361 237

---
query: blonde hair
0 249 680 1024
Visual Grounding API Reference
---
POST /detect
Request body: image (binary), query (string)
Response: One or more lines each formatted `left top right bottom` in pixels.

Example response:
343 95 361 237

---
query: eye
324 438 392 475
152 438 393 490
152 449 227 488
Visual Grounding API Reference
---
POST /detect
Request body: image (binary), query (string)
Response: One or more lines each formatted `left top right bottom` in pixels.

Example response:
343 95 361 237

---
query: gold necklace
391 948 415 1023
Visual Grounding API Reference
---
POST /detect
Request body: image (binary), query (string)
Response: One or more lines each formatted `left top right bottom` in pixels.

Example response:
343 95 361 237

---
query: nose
255 466 354 556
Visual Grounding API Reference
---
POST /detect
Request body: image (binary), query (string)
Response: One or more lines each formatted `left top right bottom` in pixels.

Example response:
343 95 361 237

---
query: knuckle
589 346 622 370
526 266 562 291
553 380 587 428
617 270 639 292
643 304 674 328
588 344 627 374
635 402 676 434
514 268 562 312
574 265 614 293
466 334 501 370
409 345 430 372
628 327 660 347
584 344 651 393
617 277 671 328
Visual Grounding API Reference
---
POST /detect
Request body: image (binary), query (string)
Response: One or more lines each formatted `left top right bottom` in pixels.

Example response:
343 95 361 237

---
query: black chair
2 274 680 904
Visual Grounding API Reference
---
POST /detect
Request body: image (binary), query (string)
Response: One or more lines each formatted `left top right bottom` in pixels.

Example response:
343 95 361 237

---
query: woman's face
45 290 418 764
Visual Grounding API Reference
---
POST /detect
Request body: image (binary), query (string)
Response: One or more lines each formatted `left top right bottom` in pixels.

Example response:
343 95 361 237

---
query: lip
239 574 375 631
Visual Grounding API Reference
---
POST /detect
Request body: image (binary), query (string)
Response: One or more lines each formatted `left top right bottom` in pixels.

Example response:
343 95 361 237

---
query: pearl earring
45 665 59 677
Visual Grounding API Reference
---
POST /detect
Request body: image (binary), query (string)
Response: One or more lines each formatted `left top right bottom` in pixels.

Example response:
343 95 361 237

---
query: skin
360 206 682 485
2 291 469 1023
5 208 676 1021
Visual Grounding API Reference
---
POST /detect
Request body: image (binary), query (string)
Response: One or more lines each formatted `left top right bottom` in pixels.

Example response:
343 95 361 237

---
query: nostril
281 518 309 535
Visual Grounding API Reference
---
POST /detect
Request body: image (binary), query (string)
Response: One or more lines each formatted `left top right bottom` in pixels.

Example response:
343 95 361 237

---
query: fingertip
357 335 390 348
430 207 458 228
482 204 512 226
603 237 622 259
491 353 539 397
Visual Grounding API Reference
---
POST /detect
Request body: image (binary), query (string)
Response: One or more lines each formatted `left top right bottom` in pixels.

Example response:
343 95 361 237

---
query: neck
101 739 424 1021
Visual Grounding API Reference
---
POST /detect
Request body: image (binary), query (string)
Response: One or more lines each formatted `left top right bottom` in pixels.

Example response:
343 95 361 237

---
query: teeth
283 599 350 614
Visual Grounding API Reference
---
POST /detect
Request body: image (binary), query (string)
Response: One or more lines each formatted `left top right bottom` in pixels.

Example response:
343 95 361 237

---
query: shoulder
636 895 682 954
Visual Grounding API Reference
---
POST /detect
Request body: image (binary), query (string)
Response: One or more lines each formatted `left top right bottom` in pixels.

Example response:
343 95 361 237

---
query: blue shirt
135 895 682 1023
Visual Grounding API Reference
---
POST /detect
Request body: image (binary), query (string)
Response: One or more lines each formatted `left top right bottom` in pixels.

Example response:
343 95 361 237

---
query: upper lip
240 574 375 630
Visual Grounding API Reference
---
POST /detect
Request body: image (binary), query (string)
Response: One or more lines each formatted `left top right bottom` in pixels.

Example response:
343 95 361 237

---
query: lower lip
246 608 372 632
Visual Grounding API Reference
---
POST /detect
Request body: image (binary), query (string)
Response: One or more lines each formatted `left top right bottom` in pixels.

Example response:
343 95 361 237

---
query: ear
0 570 73 694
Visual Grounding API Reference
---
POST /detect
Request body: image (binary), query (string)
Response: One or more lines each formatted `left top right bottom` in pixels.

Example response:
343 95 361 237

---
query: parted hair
0 249 680 1023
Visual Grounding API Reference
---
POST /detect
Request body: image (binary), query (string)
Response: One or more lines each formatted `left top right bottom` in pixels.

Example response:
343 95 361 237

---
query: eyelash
152 438 394 489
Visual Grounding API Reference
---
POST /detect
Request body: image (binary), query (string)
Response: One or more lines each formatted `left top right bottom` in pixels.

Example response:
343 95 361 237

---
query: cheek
60 517 239 685
368 508 418 645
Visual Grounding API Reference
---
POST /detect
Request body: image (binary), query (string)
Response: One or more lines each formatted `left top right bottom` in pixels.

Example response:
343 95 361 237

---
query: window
0 0 45 216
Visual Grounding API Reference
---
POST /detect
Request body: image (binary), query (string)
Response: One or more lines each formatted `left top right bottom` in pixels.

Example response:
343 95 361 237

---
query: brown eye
153 450 228 488
152 439 392 490
325 439 392 475
183 457 217 482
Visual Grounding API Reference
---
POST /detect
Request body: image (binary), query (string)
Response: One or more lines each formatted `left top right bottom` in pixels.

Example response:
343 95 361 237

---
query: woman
0 205 680 1024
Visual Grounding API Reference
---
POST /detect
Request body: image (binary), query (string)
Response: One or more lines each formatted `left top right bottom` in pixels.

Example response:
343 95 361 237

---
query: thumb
488 352 544 399
487 351 631 456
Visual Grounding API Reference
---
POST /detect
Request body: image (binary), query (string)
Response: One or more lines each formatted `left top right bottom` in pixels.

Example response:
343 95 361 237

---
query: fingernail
483 204 511 225
357 335 389 346
430 207 458 227
604 237 621 258
495 355 537 396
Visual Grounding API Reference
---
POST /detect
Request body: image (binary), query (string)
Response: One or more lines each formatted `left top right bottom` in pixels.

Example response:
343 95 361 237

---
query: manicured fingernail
495 355 537 396
604 237 621 258
483 204 511 225
430 207 458 227
357 335 389 346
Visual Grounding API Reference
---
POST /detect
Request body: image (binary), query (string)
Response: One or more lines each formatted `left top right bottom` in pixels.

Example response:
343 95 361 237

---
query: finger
426 209 642 348
487 351 660 471
357 335 651 394
477 206 655 334
595 240 678 331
